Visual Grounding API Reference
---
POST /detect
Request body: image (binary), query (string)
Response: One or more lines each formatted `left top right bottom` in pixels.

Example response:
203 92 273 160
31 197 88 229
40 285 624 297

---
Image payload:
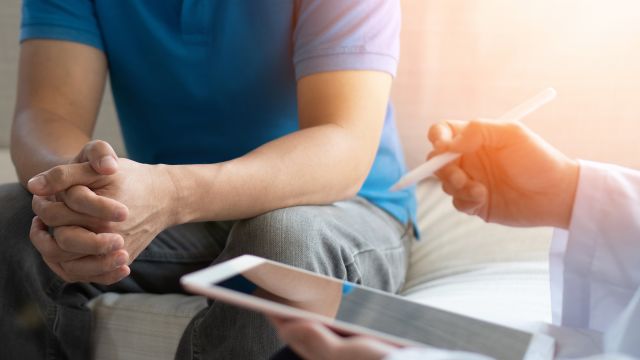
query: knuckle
92 221 114 233
53 228 72 251
47 166 68 185
440 183 453 195
85 140 97 149
91 139 108 149
59 261 77 277
29 232 47 253
39 205 60 225
66 186 86 206
101 255 118 272
31 196 41 214
94 236 112 254
87 139 105 153
47 254 67 264
33 231 51 250
90 140 112 157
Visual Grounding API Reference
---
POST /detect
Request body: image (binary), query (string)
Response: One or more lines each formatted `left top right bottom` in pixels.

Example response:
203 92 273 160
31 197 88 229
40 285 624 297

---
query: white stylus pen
390 87 557 191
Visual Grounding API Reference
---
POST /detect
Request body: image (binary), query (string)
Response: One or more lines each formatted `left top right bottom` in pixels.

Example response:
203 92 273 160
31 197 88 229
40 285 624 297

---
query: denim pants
0 183 411 359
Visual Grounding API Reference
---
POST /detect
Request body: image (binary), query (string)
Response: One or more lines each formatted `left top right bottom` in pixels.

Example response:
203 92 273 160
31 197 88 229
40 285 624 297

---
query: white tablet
181 255 554 360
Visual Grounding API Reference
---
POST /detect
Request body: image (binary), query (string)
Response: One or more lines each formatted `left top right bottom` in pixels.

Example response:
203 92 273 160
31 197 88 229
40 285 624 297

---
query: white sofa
1 1 555 358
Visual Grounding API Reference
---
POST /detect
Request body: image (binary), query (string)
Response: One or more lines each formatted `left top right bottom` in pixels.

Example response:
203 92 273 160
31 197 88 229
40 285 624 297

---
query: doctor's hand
428 120 580 229
271 317 398 360
28 157 177 284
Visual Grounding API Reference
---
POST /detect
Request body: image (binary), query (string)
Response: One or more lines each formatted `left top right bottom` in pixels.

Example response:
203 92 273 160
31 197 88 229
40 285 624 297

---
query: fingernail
115 253 128 267
27 175 47 191
112 208 128 222
110 237 124 252
99 156 118 170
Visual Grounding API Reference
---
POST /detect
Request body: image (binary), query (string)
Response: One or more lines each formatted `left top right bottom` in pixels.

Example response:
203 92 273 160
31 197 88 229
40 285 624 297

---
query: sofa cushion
88 293 207 360
408 179 551 286
403 178 552 324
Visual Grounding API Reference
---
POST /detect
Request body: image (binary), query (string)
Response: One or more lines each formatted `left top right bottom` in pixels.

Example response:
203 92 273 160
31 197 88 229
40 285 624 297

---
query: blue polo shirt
20 0 416 228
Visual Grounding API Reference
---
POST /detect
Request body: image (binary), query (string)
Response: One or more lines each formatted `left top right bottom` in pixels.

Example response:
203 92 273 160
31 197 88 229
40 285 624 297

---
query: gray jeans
0 182 412 360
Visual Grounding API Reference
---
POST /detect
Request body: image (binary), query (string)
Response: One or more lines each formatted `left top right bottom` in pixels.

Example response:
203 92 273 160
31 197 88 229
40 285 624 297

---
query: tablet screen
210 261 540 357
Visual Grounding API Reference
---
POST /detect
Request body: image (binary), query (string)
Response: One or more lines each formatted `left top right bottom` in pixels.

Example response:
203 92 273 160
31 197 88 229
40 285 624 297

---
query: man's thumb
84 140 119 175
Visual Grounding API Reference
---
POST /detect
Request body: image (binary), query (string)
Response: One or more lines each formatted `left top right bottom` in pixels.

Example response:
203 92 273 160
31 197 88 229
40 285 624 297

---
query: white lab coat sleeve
549 160 640 332
384 347 493 360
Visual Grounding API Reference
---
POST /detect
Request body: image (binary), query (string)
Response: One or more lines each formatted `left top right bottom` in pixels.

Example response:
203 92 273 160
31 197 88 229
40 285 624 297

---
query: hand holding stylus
391 88 557 191
427 117 580 229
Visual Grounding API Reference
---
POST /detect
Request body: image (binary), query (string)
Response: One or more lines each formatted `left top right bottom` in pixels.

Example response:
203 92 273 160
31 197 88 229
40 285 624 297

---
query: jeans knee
0 183 36 260
224 206 350 278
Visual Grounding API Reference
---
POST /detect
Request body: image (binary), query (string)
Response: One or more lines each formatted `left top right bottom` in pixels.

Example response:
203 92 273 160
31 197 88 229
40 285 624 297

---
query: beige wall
394 0 640 169
0 0 21 148
1 0 639 173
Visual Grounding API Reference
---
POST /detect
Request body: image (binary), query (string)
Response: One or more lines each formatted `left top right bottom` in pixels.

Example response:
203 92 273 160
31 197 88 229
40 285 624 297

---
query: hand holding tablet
181 255 554 359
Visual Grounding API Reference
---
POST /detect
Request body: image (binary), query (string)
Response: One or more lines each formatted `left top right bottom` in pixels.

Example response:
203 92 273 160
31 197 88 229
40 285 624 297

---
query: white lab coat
387 161 640 359
550 160 640 333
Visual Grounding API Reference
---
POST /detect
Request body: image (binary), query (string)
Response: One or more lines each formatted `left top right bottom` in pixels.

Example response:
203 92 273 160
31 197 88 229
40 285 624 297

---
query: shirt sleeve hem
551 160 607 328
549 228 569 325
294 52 398 80
21 23 104 52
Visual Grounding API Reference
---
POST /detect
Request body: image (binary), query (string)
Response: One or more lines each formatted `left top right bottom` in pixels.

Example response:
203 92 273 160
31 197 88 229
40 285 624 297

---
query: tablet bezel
180 254 421 347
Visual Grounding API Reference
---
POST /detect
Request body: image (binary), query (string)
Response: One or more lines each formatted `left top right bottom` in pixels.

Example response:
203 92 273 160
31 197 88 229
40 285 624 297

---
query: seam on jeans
348 239 408 260
45 303 60 360
44 273 65 297
400 220 412 239
343 241 407 271
192 315 202 360
344 260 362 284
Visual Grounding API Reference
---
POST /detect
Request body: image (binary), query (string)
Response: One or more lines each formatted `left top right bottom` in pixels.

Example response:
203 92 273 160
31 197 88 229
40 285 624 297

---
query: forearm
11 108 90 185
166 124 375 223
11 40 108 185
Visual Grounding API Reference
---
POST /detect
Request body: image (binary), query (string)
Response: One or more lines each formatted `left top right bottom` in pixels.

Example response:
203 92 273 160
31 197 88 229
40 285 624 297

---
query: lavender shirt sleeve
293 0 401 80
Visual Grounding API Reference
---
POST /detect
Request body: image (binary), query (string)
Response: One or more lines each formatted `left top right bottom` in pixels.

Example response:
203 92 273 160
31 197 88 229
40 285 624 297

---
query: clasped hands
27 140 175 285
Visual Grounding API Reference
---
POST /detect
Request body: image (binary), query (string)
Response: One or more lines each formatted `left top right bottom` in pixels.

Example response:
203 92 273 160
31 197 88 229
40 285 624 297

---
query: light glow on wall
393 0 640 169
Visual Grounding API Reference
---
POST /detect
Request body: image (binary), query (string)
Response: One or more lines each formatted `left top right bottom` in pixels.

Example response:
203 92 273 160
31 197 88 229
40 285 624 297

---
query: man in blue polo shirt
1 0 416 358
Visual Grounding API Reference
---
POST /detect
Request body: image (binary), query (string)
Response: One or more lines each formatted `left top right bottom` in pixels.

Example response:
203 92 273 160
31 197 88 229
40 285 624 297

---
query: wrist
160 163 225 225
556 158 580 229
156 164 186 226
